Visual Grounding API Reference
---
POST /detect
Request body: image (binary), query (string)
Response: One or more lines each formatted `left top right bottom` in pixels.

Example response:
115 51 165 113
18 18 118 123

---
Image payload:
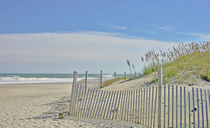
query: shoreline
0 82 73 86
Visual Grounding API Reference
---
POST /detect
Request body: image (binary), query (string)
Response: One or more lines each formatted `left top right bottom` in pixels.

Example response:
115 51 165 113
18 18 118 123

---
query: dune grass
144 51 210 83
141 42 209 83
102 77 127 88
166 51 209 82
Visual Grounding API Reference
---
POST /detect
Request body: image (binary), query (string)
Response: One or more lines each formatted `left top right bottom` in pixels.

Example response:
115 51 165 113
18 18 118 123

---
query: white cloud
158 25 174 31
135 30 155 34
188 33 210 40
0 31 176 73
110 25 127 30
0 31 176 62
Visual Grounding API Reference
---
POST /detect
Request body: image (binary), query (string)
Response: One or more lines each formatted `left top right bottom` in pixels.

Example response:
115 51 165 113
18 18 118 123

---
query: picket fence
69 71 210 128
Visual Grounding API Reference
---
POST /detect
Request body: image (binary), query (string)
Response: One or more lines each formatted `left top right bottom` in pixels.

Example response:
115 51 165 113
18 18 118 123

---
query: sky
0 0 209 73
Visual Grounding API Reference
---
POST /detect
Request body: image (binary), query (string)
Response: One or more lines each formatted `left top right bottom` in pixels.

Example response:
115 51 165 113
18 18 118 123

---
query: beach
0 72 209 128
0 82 143 128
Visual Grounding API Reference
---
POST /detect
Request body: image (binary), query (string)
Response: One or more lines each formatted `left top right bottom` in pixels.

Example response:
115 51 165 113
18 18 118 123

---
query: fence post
124 72 127 78
100 70 103 88
73 71 78 86
69 71 78 115
85 70 88 87
158 65 162 128
114 72 117 79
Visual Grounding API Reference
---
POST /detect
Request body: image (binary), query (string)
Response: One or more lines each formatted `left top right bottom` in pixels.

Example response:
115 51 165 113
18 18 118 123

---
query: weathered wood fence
69 72 210 128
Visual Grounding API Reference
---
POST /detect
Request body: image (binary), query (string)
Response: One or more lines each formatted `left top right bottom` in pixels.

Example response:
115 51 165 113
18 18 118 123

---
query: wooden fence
69 81 210 128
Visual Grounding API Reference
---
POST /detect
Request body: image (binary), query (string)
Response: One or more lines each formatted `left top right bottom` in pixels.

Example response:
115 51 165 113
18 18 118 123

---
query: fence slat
135 89 138 123
204 90 209 128
126 90 129 121
133 89 135 123
168 85 170 128
86 88 96 117
81 87 91 117
138 89 140 124
208 90 210 114
71 85 78 115
108 91 116 120
115 91 122 120
111 91 118 120
145 88 148 126
102 91 111 119
125 90 128 121
192 87 195 128
143 88 145 125
184 87 186 128
129 90 132 122
200 89 204 128
180 86 182 128
100 91 109 119
148 87 151 127
188 92 191 128
150 86 154 127
120 90 126 120
69 71 78 115
78 86 87 117
153 87 158 127
83 87 92 117
92 90 102 118
73 84 81 115
95 90 104 119
105 91 114 119
69 83 75 115
140 88 143 124
70 81 210 128
164 84 166 128
77 85 85 116
176 86 178 128
89 89 98 117
97 91 106 119
197 88 200 128
172 85 174 128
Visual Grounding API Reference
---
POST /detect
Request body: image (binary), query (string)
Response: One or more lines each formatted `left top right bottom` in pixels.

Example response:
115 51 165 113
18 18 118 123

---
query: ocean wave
0 75 74 84
0 74 113 84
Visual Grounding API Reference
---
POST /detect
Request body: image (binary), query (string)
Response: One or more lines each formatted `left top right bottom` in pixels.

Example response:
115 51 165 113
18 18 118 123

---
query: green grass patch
143 66 158 75
143 51 210 83
102 77 127 88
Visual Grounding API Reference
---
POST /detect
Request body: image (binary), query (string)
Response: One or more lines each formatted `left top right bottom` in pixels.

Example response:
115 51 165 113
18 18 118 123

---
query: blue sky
0 0 209 73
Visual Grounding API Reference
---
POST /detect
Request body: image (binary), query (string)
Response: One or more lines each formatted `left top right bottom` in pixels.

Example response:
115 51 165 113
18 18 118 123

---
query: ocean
0 73 117 84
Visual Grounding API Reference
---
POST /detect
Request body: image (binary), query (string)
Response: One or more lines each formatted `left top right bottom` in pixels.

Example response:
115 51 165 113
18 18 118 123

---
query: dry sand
0 73 209 128
103 72 210 91
0 83 143 128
